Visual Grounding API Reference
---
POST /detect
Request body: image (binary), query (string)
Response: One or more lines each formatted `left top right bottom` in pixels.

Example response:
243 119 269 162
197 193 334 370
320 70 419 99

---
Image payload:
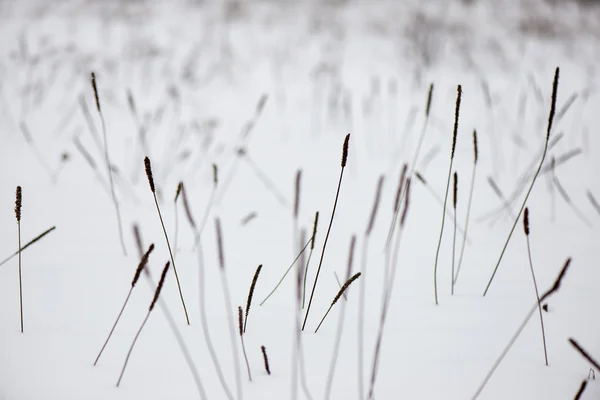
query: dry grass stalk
0 226 56 267
238 307 252 382
315 271 360 333
302 134 350 331
523 208 548 365
433 85 461 305
94 244 154 366
90 72 127 256
245 264 262 332
302 212 319 309
483 67 560 296
117 261 170 387
454 130 478 286
472 258 571 400
144 156 190 325
451 172 458 295
15 186 23 333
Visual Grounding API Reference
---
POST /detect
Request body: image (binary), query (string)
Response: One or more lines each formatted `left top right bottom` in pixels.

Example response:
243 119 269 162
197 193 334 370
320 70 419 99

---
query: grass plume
15 186 23 333
144 156 190 325
94 244 154 366
116 261 170 387
302 134 350 331
90 72 127 256
483 67 559 296
245 264 262 333
433 85 461 305
315 271 360 333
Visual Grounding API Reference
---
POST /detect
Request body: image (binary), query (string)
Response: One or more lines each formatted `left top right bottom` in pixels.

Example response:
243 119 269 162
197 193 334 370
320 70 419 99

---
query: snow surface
0 0 599 399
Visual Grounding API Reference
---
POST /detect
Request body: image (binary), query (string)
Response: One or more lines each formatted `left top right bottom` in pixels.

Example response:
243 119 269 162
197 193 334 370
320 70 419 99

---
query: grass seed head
473 129 478 164
15 186 22 223
524 207 530 236
452 85 462 159
149 261 170 311
144 157 155 193
341 133 350 167
425 83 434 117
90 72 101 112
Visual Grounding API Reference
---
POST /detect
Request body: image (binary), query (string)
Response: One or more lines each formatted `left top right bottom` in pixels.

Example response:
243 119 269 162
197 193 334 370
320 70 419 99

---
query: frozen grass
0 0 600 399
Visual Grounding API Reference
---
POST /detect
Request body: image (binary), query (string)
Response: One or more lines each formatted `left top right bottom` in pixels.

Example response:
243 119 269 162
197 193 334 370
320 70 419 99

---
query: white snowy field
0 0 599 399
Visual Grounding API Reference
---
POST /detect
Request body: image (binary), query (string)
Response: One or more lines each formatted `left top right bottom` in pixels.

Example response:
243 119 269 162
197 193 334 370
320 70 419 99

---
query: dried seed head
180 184 197 230
175 182 183 202
341 133 350 167
345 235 357 277
415 172 426 185
294 170 302 219
451 85 462 159
90 72 101 113
144 157 155 193
261 346 271 375
311 211 319 250
15 186 22 223
453 172 458 209
212 163 218 187
126 89 136 116
238 306 244 337
400 178 411 227
132 224 143 258
332 272 361 306
547 67 560 140
473 130 478 164
425 83 434 117
149 261 170 311
366 175 384 236
245 264 262 332
540 257 571 302
256 94 268 115
393 164 408 213
523 207 530 236
215 218 225 269
132 244 154 287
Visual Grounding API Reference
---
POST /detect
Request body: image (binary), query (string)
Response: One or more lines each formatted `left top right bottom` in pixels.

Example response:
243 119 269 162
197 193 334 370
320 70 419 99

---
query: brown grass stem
302 212 319 309
302 134 350 331
238 307 252 382
523 208 548 365
116 261 169 388
472 257 571 399
145 157 190 325
483 67 559 296
433 85 461 305
91 73 127 256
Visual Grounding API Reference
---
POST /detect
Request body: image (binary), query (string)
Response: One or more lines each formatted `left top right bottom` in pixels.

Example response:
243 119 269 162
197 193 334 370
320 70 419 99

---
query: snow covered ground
0 0 599 399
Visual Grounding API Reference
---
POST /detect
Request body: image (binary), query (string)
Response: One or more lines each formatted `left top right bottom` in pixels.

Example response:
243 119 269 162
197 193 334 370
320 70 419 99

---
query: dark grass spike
471 257 571 400
451 172 458 295
324 237 357 400
180 183 198 233
214 218 243 400
333 272 348 301
302 212 319 309
573 380 587 400
244 264 262 333
261 346 271 375
238 307 252 382
94 244 154 366
523 208 548 365
294 170 302 219
0 226 56 267
15 187 23 333
358 174 385 399
117 261 169 387
302 134 350 331
587 190 600 217
144 157 190 325
260 238 312 306
483 67 559 296
433 85 461 305
91 72 127 256
569 339 600 371
315 271 360 333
